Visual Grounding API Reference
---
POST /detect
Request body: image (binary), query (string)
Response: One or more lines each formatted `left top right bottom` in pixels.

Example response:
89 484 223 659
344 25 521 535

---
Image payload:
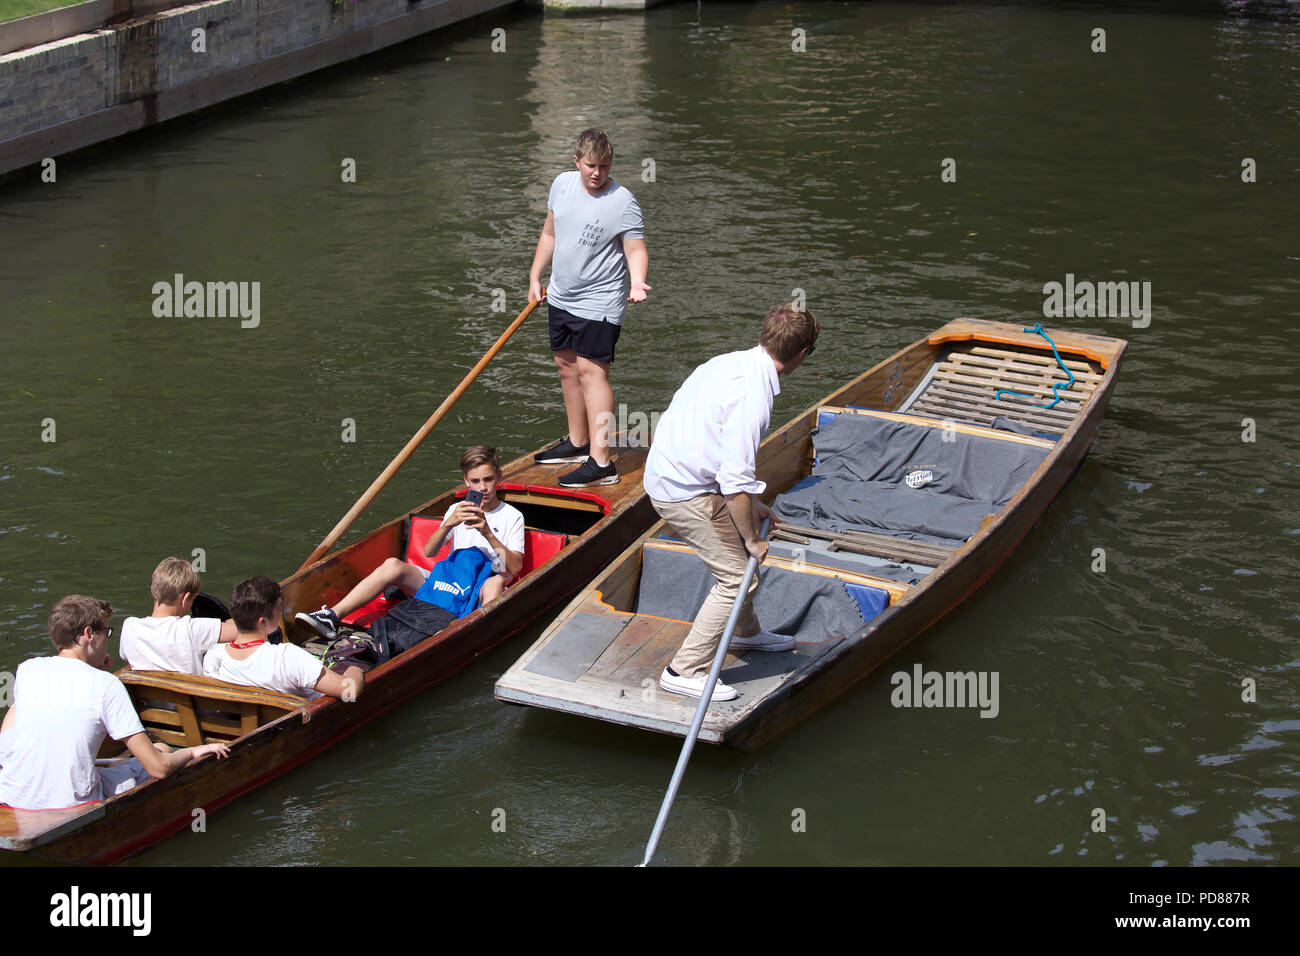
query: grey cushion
774 413 1049 545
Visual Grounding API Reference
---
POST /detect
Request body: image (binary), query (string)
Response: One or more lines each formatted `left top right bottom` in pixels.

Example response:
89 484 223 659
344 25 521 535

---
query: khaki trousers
651 494 761 678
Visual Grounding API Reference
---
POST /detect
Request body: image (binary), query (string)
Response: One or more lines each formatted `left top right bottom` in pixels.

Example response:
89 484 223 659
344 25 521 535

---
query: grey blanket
774 413 1049 546
635 545 868 639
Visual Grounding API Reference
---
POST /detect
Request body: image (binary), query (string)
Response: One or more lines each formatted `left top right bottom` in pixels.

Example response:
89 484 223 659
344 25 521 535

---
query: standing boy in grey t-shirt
528 128 650 488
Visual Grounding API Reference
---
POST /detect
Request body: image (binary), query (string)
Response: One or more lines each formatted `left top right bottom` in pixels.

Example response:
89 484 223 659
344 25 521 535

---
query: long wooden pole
296 294 544 573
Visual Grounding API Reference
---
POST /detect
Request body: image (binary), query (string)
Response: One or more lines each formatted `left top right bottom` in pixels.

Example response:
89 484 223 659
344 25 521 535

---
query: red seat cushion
407 515 450 569
341 519 569 622
518 528 567 579
342 517 449 626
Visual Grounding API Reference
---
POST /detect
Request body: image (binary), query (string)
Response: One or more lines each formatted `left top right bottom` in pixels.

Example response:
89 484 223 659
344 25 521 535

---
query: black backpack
371 597 458 658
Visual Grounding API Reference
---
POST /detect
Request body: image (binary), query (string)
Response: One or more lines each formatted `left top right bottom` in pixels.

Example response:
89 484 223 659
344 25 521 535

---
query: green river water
0 0 1296 867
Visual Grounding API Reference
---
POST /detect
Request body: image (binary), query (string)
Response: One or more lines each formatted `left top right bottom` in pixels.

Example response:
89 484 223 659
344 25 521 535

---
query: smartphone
465 489 484 508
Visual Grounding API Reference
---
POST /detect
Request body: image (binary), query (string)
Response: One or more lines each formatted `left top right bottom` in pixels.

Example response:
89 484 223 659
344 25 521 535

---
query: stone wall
0 0 520 176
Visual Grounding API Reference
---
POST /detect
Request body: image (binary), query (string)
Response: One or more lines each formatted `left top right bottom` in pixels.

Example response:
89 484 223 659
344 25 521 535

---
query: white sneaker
730 629 795 652
659 667 738 702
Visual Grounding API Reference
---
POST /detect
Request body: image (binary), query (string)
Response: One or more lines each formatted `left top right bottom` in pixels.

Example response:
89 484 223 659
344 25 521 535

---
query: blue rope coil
994 323 1075 409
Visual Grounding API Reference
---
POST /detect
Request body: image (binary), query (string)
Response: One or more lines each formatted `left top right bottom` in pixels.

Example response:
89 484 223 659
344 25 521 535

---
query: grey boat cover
635 544 871 640
773 413 1050 547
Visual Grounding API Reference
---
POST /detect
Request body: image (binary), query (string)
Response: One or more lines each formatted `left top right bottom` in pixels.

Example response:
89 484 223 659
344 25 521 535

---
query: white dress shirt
644 345 780 502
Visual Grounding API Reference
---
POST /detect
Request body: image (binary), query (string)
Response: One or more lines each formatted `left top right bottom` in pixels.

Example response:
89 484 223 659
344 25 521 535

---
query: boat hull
495 318 1127 750
1 447 654 864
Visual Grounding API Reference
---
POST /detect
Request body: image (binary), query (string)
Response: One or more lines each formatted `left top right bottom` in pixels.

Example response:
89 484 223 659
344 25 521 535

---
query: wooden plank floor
499 594 847 742
502 442 648 512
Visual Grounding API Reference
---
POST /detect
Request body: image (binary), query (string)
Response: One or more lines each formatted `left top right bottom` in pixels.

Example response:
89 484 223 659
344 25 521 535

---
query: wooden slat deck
903 343 1104 435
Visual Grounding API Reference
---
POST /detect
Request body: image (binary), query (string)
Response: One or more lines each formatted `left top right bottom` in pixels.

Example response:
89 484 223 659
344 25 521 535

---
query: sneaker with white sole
534 436 590 464
295 606 340 641
659 666 738 702
730 629 795 652
559 457 619 488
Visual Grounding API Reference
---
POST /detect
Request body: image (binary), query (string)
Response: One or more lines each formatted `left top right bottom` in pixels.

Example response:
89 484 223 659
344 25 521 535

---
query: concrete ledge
0 0 518 177
0 0 190 57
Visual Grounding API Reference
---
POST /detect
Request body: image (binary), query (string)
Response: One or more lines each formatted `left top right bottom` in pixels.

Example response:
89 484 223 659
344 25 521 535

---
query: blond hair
574 128 613 165
760 302 820 363
151 556 202 604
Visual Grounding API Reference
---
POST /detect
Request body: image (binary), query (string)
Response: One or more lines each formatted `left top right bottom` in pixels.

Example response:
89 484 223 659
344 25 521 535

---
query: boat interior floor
519 601 844 723
516 537 896 723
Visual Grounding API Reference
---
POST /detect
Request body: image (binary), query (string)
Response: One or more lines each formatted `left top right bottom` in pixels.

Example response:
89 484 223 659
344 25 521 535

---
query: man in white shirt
120 556 237 674
0 595 229 810
643 302 820 702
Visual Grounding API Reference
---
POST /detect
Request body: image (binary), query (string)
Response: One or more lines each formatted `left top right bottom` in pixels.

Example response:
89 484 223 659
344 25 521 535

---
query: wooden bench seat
115 670 307 750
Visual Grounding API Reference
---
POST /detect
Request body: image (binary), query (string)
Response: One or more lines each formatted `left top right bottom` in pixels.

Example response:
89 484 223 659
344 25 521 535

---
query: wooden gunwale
0 445 654 864
494 318 1127 750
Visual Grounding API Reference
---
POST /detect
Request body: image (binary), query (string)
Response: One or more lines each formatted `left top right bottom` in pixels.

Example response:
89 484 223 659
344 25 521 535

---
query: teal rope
994 323 1075 409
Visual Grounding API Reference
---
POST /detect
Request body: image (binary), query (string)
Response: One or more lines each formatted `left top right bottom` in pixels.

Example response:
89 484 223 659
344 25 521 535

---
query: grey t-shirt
546 170 645 325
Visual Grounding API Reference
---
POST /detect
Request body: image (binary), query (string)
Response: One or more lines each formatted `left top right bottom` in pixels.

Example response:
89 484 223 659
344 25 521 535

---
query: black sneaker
295 606 340 640
534 436 590 464
558 457 619 487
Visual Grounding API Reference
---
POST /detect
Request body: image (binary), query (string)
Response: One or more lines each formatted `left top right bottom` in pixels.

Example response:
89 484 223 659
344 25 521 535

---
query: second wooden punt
494 318 1127 750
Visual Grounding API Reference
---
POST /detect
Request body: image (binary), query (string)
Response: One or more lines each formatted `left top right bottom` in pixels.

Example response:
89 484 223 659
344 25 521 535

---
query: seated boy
204 577 364 701
0 595 229 810
296 445 526 641
120 556 237 674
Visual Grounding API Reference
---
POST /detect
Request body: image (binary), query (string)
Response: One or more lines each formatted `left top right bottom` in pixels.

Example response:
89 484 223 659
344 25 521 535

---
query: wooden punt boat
0 444 654 864
494 318 1127 751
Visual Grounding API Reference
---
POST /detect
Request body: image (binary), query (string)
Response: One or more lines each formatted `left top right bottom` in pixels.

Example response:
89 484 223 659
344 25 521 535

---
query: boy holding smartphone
297 446 526 640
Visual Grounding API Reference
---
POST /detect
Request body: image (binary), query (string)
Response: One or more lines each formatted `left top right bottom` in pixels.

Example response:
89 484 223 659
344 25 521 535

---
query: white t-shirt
0 656 145 809
644 346 780 502
443 500 526 578
121 614 222 675
202 642 325 700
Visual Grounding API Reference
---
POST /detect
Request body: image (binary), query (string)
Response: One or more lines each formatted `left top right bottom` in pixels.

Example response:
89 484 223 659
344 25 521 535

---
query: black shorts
548 303 621 364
